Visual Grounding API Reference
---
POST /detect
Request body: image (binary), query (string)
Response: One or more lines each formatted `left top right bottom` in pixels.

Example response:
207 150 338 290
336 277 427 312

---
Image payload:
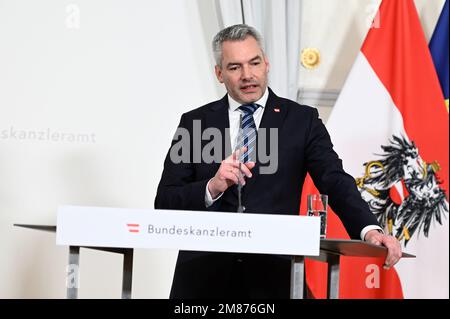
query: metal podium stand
290 239 414 299
14 224 134 299
14 224 414 299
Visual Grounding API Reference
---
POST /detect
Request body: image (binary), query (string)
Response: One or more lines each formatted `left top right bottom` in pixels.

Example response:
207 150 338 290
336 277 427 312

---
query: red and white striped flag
302 0 449 298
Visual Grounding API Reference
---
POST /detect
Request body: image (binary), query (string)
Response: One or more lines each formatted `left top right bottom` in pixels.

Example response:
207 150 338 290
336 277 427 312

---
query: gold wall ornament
301 48 321 69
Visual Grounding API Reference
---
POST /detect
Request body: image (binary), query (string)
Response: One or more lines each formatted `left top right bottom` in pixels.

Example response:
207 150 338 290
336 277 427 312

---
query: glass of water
307 194 328 238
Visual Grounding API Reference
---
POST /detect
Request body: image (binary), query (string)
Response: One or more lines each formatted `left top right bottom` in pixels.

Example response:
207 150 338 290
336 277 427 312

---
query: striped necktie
238 103 260 163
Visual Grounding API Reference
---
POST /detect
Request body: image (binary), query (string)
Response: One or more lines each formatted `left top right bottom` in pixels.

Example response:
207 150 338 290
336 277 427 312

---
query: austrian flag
303 0 449 298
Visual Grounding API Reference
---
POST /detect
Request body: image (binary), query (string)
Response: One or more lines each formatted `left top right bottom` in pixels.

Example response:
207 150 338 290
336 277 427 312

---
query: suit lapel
204 95 239 199
205 94 232 162
210 94 240 199
244 88 288 200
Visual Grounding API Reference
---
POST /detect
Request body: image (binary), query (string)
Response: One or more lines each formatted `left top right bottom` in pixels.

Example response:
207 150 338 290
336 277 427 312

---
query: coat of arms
356 135 448 246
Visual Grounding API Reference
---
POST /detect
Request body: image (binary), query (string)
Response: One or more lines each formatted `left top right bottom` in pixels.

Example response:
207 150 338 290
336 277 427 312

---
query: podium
15 205 414 299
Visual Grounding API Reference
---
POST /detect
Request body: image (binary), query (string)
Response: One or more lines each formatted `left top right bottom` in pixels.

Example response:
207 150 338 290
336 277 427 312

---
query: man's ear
215 65 224 83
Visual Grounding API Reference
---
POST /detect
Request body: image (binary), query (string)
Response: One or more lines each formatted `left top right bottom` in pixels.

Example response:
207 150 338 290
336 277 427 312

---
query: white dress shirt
205 89 268 206
204 88 382 240
228 88 268 151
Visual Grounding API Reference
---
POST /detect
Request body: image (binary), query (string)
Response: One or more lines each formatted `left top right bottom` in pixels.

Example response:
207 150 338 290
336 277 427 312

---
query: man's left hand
364 230 402 270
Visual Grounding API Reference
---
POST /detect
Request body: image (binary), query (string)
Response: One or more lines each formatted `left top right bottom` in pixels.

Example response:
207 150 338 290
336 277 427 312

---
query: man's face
215 36 269 104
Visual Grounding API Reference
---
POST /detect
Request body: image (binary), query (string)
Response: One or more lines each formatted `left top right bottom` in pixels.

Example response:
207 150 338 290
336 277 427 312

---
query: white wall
0 0 445 298
298 0 445 121
0 0 222 298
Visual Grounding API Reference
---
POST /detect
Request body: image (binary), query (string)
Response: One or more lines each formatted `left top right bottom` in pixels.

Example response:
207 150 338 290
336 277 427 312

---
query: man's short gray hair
212 24 264 68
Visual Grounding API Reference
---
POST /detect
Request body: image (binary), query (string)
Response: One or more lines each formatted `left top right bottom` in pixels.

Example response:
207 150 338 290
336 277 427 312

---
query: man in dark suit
155 24 402 298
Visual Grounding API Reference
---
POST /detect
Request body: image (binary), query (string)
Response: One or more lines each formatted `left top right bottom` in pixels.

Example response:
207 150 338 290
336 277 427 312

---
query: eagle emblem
356 135 448 246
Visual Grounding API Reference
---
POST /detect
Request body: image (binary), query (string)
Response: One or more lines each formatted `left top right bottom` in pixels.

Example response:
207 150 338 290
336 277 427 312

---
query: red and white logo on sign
126 223 140 233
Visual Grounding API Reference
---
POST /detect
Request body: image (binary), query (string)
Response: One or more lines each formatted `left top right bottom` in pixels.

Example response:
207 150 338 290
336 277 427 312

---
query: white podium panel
57 206 320 256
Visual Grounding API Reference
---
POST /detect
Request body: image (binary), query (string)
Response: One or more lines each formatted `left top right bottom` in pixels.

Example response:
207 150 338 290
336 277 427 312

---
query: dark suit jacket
154 88 379 298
